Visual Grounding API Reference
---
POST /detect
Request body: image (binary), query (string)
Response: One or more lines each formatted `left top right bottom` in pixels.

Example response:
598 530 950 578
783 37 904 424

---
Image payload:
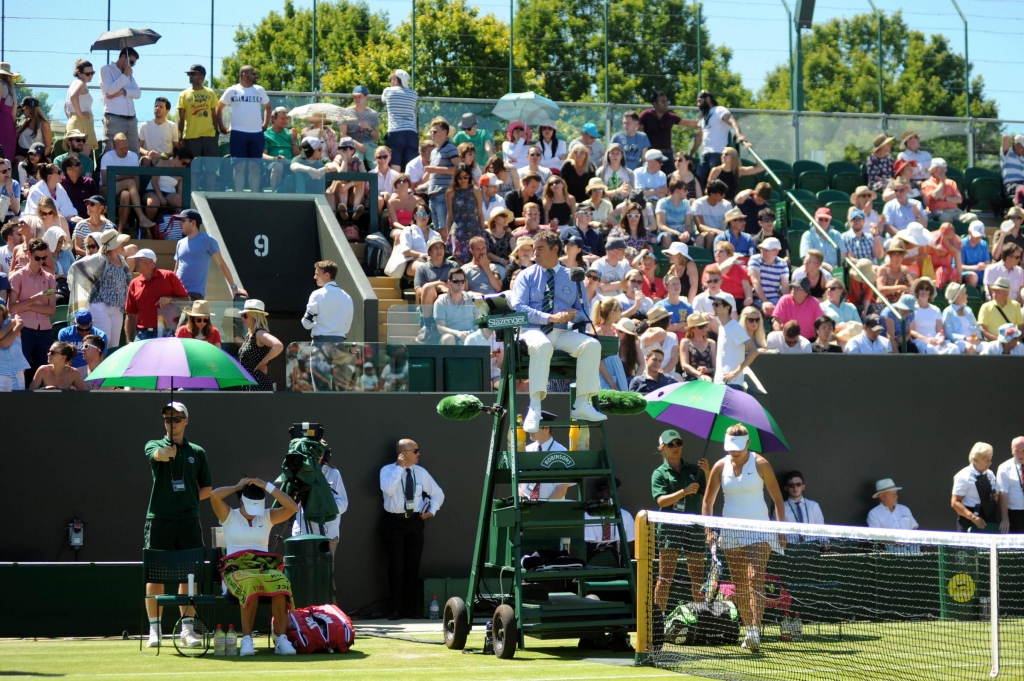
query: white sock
573 395 590 409
529 398 541 413
181 617 194 633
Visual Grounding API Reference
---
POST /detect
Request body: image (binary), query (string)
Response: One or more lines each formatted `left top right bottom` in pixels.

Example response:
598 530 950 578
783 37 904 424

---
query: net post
634 509 650 662
989 537 999 678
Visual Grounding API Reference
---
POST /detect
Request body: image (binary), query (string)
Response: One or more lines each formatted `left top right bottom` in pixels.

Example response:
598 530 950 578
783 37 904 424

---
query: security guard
143 401 213 648
379 438 445 620
519 411 573 500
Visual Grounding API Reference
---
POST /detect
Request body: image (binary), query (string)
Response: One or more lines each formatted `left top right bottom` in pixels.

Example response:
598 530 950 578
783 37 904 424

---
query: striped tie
541 268 556 334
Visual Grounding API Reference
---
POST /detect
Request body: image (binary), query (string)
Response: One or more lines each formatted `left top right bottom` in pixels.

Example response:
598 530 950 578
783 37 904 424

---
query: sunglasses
163 415 186 424
787 482 804 488
577 210 593 215
827 287 843 292
33 255 47 261
38 211 56 217
402 448 420 454
193 317 209 323
449 279 466 284
240 312 250 319
816 217 830 223
67 162 82 167
626 213 641 219
0 169 9 174
47 349 59 356
376 155 390 160
712 301 727 308
83 70 95 76
746 317 762 323
585 274 600 281
665 440 683 448
82 344 100 352
528 152 541 157
705 278 721 284
895 189 907 194
87 244 99 250
550 180 563 185
414 211 430 217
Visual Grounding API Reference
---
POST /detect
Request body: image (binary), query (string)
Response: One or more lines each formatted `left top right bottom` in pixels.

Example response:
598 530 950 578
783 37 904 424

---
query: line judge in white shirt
99 48 142 154
518 410 573 501
951 442 999 532
867 477 919 530
302 260 353 343
584 477 635 550
379 438 445 620
996 436 1024 534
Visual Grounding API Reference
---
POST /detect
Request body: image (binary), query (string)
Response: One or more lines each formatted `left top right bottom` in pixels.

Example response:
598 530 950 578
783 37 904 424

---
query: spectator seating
825 200 850 220
788 230 808 267
763 159 792 173
787 189 820 217
965 167 1002 213
831 172 862 195
826 161 860 179
368 276 410 343
794 160 829 194
817 189 849 205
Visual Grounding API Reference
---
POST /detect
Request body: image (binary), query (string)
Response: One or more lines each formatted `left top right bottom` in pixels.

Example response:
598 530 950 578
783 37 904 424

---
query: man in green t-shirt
263 107 300 191
452 113 493 163
650 428 709 608
176 65 219 190
143 401 213 649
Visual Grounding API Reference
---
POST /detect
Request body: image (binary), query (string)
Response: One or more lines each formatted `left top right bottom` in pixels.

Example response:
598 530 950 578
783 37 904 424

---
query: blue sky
7 0 1023 123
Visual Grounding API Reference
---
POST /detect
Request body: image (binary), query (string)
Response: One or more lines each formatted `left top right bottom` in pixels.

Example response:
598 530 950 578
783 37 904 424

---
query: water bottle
568 419 580 451
429 595 440 620
578 425 590 451
213 624 226 656
780 613 793 642
793 612 803 642
516 415 527 450
225 623 238 655
157 317 166 338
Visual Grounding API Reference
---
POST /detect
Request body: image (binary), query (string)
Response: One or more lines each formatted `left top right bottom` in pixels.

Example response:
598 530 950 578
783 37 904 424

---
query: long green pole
311 0 317 92
210 0 215 87
509 0 514 92
866 0 882 113
780 0 792 110
411 0 416 88
950 0 968 118
603 0 609 102
695 1 702 94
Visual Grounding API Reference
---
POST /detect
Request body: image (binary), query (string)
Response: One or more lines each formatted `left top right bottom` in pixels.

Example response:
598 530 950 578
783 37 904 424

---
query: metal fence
28 81 1024 171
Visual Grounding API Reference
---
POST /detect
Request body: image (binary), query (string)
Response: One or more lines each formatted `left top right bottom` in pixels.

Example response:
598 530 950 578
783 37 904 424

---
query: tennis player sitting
702 424 786 652
211 478 299 656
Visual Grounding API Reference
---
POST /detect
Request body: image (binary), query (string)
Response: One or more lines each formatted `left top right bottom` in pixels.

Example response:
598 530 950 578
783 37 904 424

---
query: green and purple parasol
86 337 256 389
644 381 789 453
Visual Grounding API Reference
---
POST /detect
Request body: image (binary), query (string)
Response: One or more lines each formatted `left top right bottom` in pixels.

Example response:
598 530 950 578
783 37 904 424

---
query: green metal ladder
442 315 637 659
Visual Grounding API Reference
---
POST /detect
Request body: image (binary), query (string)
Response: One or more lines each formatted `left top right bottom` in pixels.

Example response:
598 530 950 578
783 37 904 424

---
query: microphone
570 266 586 283
570 267 594 332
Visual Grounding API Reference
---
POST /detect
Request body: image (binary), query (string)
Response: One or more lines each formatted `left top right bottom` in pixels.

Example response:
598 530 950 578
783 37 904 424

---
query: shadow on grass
0 673 65 677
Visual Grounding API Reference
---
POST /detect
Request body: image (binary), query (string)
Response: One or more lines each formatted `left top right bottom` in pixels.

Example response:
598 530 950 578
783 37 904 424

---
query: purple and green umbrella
645 381 789 453
87 337 256 389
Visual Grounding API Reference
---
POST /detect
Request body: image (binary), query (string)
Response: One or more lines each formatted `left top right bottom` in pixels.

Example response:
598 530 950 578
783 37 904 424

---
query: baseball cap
814 206 832 219
864 313 884 332
338 137 356 149
645 149 667 162
563 234 584 248
931 157 947 168
185 64 207 75
84 194 105 206
163 401 188 418
968 220 986 238
479 172 500 187
132 248 157 261
849 208 866 221
1014 134 1024 147
758 237 782 251
174 208 202 224
393 69 411 88
606 237 627 251
711 292 733 308
301 136 323 152
581 122 600 137
659 429 683 446
352 85 369 96
74 309 93 327
791 275 812 294
28 143 44 156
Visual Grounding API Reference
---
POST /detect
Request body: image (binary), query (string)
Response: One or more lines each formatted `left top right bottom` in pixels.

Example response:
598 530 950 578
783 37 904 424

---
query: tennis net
634 510 1024 680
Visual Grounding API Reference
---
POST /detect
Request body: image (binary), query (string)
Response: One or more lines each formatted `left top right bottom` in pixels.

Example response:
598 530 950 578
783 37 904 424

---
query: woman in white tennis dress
702 424 786 652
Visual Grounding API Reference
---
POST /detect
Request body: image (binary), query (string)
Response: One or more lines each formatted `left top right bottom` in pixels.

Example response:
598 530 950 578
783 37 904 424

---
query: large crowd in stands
2 52 1024 393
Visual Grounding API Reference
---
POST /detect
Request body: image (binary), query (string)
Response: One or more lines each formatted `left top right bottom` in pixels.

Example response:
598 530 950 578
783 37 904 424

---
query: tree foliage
755 11 998 118
218 0 391 91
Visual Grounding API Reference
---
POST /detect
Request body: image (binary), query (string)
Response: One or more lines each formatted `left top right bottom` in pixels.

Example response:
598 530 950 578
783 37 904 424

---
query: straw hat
613 318 638 336
0 62 19 78
852 258 876 283
723 207 745 224
487 205 514 227
873 478 902 498
510 235 535 257
900 130 920 148
646 306 671 325
945 281 967 304
686 312 709 329
585 177 608 193
185 300 215 318
872 134 895 153
241 299 269 316
886 240 906 254
1006 206 1024 220
850 186 877 203
912 276 936 300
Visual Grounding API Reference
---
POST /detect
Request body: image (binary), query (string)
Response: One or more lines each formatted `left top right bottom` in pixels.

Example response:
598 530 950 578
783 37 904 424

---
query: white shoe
741 626 760 651
239 635 256 656
570 402 607 423
146 628 161 648
179 628 203 648
523 406 541 433
274 634 297 655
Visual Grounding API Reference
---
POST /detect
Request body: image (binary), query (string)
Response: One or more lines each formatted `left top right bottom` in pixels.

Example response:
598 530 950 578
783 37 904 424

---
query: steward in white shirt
518 410 573 500
996 436 1024 534
302 260 353 342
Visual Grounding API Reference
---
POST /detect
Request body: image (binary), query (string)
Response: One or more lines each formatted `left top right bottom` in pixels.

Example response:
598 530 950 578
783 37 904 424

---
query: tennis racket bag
665 599 741 646
284 604 356 653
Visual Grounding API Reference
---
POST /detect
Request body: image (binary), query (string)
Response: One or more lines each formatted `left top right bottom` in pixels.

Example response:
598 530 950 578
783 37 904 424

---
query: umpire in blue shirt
511 230 606 433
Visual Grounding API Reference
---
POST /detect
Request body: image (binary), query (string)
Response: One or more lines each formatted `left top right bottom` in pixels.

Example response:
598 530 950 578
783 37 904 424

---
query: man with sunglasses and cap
56 309 106 368
380 438 445 620
143 401 213 648
177 65 219 191
452 113 494 164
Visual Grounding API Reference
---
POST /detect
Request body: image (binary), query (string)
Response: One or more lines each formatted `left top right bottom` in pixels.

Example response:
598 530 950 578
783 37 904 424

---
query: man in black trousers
379 438 445 620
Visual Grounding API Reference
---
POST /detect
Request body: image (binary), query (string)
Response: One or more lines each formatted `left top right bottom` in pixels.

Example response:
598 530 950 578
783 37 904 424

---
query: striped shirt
747 254 789 304
381 86 418 133
1001 148 1024 185
426 141 459 196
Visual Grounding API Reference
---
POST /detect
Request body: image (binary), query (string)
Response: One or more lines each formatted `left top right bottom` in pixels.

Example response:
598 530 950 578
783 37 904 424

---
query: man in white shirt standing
99 48 142 154
519 411 572 500
302 260 353 343
996 436 1024 534
380 438 444 620
685 91 748 187
215 65 271 193
139 97 180 167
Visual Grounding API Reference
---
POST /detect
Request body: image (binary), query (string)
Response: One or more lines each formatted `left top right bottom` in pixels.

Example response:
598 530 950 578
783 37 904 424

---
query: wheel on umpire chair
492 604 518 659
443 597 469 650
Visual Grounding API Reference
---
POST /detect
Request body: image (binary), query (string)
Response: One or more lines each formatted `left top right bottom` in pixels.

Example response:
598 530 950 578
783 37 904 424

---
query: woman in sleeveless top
542 175 575 229
65 59 97 151
445 165 486 263
0 64 20 161
877 240 914 303
702 424 786 652
236 301 283 392
592 298 628 391
679 313 715 381
707 148 763 203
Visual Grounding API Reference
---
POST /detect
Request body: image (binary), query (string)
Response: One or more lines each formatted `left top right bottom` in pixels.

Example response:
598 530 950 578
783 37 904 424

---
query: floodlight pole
509 0 515 92
865 0 883 113
210 0 215 87
695 2 702 94
780 0 793 110
106 0 111 65
311 0 317 93
950 0 969 119
411 0 416 88
603 0 609 102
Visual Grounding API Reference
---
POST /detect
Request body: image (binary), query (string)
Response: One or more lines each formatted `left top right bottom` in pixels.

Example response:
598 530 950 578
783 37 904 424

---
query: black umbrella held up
90 28 162 52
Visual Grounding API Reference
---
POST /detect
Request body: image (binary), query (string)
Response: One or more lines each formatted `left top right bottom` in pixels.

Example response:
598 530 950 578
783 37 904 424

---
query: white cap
758 237 782 251
394 69 411 87
240 493 266 517
645 149 667 162
1014 134 1024 147
302 136 323 151
163 401 188 418
1001 219 1016 233
665 242 689 259
479 172 500 187
131 248 157 261
930 157 947 168
968 220 986 238
723 434 749 452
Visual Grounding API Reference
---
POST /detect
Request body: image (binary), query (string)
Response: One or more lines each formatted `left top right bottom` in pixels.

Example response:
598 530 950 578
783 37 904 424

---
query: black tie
404 468 414 505
795 501 804 524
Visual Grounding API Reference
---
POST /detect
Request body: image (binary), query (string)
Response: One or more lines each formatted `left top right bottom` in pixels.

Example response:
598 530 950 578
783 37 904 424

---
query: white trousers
521 327 601 401
89 302 124 349
912 338 962 355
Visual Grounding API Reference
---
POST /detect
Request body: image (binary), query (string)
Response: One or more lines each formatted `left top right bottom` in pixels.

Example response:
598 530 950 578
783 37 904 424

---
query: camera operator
292 439 348 559
142 401 212 649
380 438 445 620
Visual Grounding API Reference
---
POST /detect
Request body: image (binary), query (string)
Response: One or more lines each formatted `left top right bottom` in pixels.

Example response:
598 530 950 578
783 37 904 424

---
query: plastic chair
831 172 862 195
737 173 760 193
763 159 793 173
767 170 794 192
826 161 860 180
788 230 808 267
964 167 997 183
793 160 826 177
140 548 217 655
797 171 830 194
51 320 69 340
50 305 68 325
787 189 820 218
817 189 850 205
688 245 714 263
826 201 851 220
969 177 1002 213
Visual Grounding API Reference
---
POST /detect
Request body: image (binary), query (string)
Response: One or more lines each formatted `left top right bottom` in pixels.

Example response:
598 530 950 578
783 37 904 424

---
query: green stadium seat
793 160 826 176
964 167 997 183
831 220 847 233
789 218 811 234
872 199 885 214
787 189 819 219
788 230 807 267
51 305 68 325
953 219 970 238
767 171 794 192
817 189 849 205
969 177 1002 213
831 172 862 195
927 220 943 232
797 171 829 194
737 173 760 193
826 201 850 220
933 293 949 311
763 159 793 173
688 245 714 262
826 161 860 179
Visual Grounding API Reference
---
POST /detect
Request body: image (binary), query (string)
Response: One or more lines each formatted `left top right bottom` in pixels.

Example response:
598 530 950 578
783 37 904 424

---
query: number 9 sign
254 234 269 257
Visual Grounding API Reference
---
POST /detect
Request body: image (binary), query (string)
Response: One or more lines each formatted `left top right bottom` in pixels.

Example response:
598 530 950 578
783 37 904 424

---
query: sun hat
896 223 930 246
990 277 1012 291
0 62 20 78
64 129 87 140
426 235 446 251
1007 206 1024 219
509 235 534 257
872 134 895 153
241 299 269 316
459 113 478 130
912 276 936 299
393 69 410 87
998 323 1021 344
646 306 671 325
886 240 906 254
945 281 966 304
724 207 745 224
686 312 709 329
895 294 917 312
659 429 683 446
239 486 266 517
835 321 864 342
893 159 916 176
487 205 514 226
185 300 215 318
968 220 986 238
899 130 919 148
613 318 638 336
585 177 608 193
506 121 531 143
853 258 876 284
850 186 877 203
665 242 690 260
873 478 902 497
